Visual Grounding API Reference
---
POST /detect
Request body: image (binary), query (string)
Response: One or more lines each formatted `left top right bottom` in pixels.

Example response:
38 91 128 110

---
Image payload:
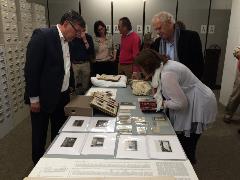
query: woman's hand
132 72 140 80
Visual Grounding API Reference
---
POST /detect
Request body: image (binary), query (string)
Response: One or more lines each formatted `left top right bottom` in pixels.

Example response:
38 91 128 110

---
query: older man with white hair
151 11 204 79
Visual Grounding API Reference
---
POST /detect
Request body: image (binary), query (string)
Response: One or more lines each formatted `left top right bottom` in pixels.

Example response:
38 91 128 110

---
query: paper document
81 133 117 155
61 116 91 132
116 135 148 159
147 135 186 160
29 158 198 180
119 102 136 110
88 117 116 132
47 133 87 155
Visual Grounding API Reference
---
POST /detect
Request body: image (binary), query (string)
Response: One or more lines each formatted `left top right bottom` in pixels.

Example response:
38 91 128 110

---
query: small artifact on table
97 74 121 82
130 80 152 96
139 99 158 112
90 92 119 117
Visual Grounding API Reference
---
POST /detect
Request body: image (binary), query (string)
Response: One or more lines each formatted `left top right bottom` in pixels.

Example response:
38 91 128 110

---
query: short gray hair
152 11 175 25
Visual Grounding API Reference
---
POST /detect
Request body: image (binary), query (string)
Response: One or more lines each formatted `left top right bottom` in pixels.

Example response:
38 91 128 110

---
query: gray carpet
0 98 240 180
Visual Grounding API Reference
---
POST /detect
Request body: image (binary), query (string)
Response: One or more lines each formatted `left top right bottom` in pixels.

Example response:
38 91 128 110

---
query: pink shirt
119 31 141 72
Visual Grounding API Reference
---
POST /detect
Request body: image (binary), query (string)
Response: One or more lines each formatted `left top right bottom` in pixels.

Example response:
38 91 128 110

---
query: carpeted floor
0 94 240 180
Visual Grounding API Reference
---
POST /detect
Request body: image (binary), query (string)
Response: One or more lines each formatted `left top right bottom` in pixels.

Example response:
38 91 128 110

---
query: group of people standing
24 10 218 165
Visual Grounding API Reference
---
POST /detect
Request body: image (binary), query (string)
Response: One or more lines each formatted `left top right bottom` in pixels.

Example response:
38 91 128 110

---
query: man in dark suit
151 11 204 79
24 10 86 164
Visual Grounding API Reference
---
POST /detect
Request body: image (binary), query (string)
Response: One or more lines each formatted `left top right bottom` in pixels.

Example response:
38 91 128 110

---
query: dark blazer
24 26 74 113
151 29 204 79
69 33 95 62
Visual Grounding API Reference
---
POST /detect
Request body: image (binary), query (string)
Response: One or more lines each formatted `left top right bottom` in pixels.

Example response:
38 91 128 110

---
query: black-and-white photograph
60 137 77 147
125 140 138 151
153 116 166 121
136 126 147 134
117 125 132 134
132 117 146 123
120 102 135 106
160 140 172 152
96 120 109 127
118 115 131 124
91 137 104 147
151 126 161 134
72 120 84 127
152 121 162 127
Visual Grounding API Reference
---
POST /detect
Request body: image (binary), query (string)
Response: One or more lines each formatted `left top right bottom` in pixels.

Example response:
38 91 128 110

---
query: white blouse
93 35 113 61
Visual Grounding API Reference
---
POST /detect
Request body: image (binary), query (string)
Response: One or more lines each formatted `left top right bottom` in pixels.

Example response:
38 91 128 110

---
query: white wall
48 0 79 26
212 0 232 9
220 0 240 105
81 0 177 44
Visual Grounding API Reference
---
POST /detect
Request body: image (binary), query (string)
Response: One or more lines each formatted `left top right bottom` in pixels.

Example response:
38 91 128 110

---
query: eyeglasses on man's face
68 21 82 34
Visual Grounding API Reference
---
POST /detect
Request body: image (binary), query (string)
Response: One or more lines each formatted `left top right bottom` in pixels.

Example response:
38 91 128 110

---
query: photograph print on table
72 120 84 127
96 120 109 127
91 137 105 147
61 137 77 147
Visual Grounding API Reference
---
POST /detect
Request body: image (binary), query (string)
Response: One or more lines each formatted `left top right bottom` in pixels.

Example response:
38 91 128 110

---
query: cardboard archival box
64 95 93 116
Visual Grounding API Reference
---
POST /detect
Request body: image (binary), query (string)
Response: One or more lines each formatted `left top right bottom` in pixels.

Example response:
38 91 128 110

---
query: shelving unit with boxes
32 3 47 29
0 0 47 139
0 46 12 133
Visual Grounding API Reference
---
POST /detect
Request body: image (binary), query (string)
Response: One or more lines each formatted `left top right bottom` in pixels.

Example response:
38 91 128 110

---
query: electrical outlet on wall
137 25 142 34
209 25 215 34
145 25 151 33
114 25 119 34
201 25 207 34
106 25 111 34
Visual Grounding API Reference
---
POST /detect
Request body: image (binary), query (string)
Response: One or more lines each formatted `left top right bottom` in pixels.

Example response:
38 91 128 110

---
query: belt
72 60 89 64
119 63 132 65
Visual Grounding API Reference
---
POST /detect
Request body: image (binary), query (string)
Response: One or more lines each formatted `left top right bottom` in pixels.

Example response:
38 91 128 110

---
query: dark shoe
238 129 240 134
223 115 232 124
223 118 232 124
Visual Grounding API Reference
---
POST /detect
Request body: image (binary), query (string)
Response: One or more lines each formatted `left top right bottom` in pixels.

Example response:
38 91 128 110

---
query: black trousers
91 61 118 76
177 133 201 165
30 91 70 164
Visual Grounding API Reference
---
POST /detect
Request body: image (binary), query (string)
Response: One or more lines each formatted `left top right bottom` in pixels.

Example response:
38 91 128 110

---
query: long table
26 87 199 180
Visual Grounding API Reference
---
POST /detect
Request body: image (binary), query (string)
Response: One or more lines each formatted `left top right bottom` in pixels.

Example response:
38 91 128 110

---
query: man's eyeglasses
68 21 81 34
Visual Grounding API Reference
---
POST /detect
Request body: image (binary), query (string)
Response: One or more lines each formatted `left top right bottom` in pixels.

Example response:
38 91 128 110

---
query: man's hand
79 31 87 41
69 87 75 95
30 102 40 112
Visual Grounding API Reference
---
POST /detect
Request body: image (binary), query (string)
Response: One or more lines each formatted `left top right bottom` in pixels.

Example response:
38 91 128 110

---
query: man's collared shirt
166 41 175 61
56 24 71 92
